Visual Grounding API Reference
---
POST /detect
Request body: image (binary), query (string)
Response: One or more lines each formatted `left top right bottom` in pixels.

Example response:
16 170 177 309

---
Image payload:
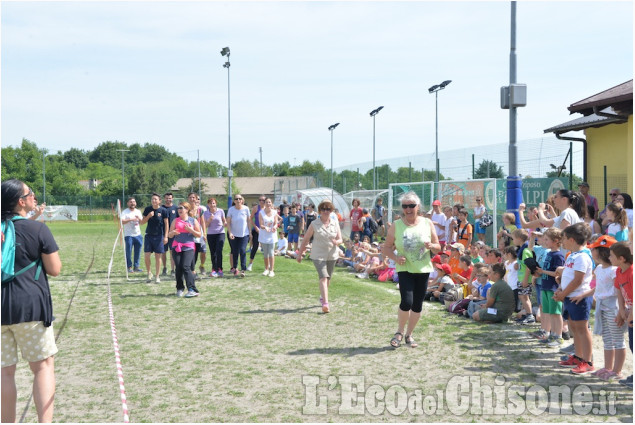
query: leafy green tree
474 160 505 179
63 148 89 169
88 141 128 168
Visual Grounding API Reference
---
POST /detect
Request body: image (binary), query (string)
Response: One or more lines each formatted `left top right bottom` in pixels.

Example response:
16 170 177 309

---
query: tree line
2 139 512 203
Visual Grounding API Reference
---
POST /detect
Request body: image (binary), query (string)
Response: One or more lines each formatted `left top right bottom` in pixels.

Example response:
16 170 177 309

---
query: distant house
172 176 317 206
544 80 632 208
78 179 102 190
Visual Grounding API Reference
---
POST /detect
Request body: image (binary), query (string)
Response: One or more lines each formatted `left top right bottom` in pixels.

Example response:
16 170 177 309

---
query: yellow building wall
585 115 633 209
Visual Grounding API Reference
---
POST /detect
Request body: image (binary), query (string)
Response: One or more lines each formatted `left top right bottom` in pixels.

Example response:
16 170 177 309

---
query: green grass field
12 221 634 422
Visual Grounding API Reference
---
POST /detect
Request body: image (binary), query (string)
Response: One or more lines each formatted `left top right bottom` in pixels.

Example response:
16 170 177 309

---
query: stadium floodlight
369 106 384 190
328 123 340 202
221 46 232 206
428 80 452 182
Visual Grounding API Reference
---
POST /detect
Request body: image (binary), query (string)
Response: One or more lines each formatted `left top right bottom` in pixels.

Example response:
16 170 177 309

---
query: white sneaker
155 276 161 284
247 264 253 272
262 270 270 276
176 289 184 297
268 271 275 277
146 273 153 283
356 273 368 279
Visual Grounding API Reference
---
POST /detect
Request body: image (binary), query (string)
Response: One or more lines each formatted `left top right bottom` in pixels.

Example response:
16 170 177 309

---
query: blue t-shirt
479 282 492 298
533 245 549 287
143 205 168 236
282 215 290 233
541 250 565 291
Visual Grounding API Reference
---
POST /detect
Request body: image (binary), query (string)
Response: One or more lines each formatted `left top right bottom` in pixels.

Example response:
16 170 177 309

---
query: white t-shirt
561 250 594 297
276 238 288 253
227 206 251 238
444 215 456 243
593 264 618 304
626 209 633 228
193 205 207 243
553 208 582 229
258 210 278 245
431 212 446 241
505 260 518 290
473 205 486 224
121 208 143 237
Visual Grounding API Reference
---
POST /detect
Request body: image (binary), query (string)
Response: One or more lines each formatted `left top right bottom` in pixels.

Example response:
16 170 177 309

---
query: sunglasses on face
235 198 243 201
321 208 332 212
610 193 618 196
177 206 187 210
402 203 417 209
259 199 266 202
20 189 34 199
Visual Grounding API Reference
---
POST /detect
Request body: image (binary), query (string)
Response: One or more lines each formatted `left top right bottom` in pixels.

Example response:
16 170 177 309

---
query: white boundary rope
106 199 130 423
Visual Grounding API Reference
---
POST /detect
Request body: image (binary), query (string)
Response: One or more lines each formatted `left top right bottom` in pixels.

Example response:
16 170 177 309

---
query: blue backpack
1 216 42 283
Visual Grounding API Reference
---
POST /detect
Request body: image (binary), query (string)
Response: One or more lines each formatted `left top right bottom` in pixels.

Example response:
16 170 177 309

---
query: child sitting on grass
452 255 473 298
556 223 595 375
534 228 565 346
610 242 633 388
430 263 455 302
588 236 626 381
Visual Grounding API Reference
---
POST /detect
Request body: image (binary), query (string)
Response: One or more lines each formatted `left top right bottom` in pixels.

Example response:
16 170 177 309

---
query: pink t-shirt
350 207 363 231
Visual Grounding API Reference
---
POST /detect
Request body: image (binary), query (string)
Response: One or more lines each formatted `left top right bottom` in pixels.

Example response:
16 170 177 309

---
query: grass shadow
287 346 394 357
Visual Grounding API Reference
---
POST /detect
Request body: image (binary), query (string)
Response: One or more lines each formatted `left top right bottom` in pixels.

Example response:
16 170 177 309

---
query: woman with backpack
1 179 61 423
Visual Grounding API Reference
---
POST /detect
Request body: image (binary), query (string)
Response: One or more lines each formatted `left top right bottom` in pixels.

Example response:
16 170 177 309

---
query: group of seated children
336 236 397 283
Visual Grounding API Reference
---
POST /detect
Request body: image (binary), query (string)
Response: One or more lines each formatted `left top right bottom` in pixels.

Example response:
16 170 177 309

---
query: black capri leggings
397 272 430 314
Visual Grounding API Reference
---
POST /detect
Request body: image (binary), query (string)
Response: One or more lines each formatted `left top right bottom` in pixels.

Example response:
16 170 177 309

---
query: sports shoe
134 267 144 273
538 335 554 344
240 270 245 278
233 269 239 277
199 266 205 274
161 268 167 276
356 272 369 279
185 289 199 298
127 267 133 273
218 270 224 278
520 314 536 325
210 270 218 278
514 315 527 323
146 273 153 283
170 270 175 277
559 355 581 368
246 264 253 272
155 276 161 284
560 343 575 354
531 329 547 339
262 270 270 276
571 361 595 375
176 289 184 297
547 337 564 347
561 330 570 340
195 273 201 280
618 375 633 388
268 271 275 277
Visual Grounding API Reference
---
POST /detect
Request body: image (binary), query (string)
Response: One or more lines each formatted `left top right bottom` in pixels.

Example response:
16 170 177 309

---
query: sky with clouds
1 1 632 171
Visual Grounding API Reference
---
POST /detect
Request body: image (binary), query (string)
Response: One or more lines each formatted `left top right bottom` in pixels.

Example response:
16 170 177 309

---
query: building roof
568 80 633 116
171 176 316 195
544 107 626 134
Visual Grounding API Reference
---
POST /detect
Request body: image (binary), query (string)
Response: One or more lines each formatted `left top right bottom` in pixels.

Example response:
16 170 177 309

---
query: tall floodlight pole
328 123 340 202
428 81 452 183
500 1 527 226
221 46 232 208
42 151 46 204
117 149 130 203
369 106 384 190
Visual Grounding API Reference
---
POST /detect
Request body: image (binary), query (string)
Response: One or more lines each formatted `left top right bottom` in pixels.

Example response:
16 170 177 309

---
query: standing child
456 209 473 250
588 236 626 381
497 212 518 248
556 223 595 374
513 229 535 324
534 228 565 346
443 206 456 245
610 242 633 388
503 245 520 313
606 203 629 242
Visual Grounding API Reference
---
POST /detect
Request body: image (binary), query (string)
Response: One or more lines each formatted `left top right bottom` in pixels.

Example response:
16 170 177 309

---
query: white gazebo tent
293 187 351 236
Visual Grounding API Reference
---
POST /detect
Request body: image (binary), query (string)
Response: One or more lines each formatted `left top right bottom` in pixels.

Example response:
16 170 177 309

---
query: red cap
432 200 441 206
435 263 452 275
587 235 617 249
431 254 442 264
